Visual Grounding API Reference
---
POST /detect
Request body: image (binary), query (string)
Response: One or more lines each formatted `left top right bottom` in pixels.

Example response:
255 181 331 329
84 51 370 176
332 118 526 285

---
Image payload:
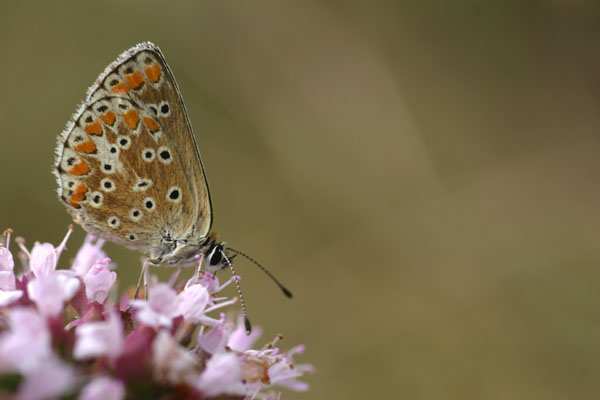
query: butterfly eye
209 245 223 266
128 234 137 241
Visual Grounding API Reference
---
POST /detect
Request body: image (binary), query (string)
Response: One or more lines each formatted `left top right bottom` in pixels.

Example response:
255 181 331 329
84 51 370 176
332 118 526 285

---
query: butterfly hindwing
54 42 212 253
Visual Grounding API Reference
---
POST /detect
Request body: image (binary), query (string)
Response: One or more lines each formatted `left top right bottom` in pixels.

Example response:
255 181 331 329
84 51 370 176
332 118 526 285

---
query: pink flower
78 376 125 400
27 227 72 277
197 317 229 354
72 235 107 276
0 288 22 307
29 243 59 277
83 258 116 303
197 315 262 355
152 330 198 384
74 310 124 360
194 353 242 397
17 357 75 400
0 247 22 306
0 231 312 399
266 345 314 392
0 245 14 271
228 315 263 352
27 271 80 316
192 271 236 294
0 307 52 373
130 283 178 328
132 280 235 329
23 229 79 316
175 283 210 323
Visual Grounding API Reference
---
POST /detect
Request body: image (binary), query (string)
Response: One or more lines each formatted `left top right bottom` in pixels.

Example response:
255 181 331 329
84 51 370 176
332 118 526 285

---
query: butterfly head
204 241 233 273
148 231 231 272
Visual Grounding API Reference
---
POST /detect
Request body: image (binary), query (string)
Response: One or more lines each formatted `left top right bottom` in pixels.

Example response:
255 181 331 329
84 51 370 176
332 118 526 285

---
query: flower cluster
0 228 312 400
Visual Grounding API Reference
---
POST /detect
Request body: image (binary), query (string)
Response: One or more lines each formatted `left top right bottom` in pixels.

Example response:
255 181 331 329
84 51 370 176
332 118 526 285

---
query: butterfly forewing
54 43 212 254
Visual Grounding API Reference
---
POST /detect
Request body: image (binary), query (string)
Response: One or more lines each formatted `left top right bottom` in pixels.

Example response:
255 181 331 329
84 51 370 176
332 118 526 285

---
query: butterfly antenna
225 247 293 299
223 254 252 334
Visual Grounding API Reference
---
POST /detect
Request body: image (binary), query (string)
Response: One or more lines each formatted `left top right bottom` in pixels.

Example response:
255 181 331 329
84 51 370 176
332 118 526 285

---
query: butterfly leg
168 267 182 287
134 259 151 299
190 253 205 283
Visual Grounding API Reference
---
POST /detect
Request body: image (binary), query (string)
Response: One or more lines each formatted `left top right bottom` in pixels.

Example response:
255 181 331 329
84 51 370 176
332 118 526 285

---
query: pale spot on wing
117 136 132 150
101 161 116 174
107 216 120 229
141 148 155 162
89 191 104 208
129 208 143 222
157 146 173 165
158 101 171 117
100 178 115 192
133 178 153 192
143 197 156 212
166 186 182 203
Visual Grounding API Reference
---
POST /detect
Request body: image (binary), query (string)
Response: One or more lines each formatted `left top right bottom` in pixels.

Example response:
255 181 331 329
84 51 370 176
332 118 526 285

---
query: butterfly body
53 42 226 269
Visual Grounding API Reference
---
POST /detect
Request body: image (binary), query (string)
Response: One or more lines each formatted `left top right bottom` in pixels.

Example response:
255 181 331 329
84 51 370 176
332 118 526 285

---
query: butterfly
52 43 291 328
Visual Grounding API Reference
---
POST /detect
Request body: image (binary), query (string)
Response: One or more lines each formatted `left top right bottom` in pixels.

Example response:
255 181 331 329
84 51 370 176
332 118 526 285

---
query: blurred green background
2 1 600 398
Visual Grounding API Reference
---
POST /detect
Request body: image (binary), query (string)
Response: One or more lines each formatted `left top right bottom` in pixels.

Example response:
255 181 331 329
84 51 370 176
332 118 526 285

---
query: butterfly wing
53 42 212 254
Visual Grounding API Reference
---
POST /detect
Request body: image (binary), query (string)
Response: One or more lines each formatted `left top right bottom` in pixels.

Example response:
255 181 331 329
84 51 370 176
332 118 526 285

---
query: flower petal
78 376 125 400
74 311 123 360
83 259 116 303
0 290 22 307
195 353 242 397
0 247 15 272
29 243 58 277
175 284 209 322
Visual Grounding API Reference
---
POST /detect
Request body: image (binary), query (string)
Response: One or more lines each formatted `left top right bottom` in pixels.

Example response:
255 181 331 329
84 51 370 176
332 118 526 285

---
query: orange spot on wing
126 71 145 90
145 63 161 83
84 120 103 136
68 161 90 176
69 200 80 208
124 109 139 130
100 111 116 126
69 183 88 207
74 140 97 154
111 82 129 94
143 116 160 133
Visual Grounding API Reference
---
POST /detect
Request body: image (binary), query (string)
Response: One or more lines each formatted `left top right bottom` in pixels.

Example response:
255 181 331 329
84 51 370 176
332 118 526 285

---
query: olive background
2 1 600 399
